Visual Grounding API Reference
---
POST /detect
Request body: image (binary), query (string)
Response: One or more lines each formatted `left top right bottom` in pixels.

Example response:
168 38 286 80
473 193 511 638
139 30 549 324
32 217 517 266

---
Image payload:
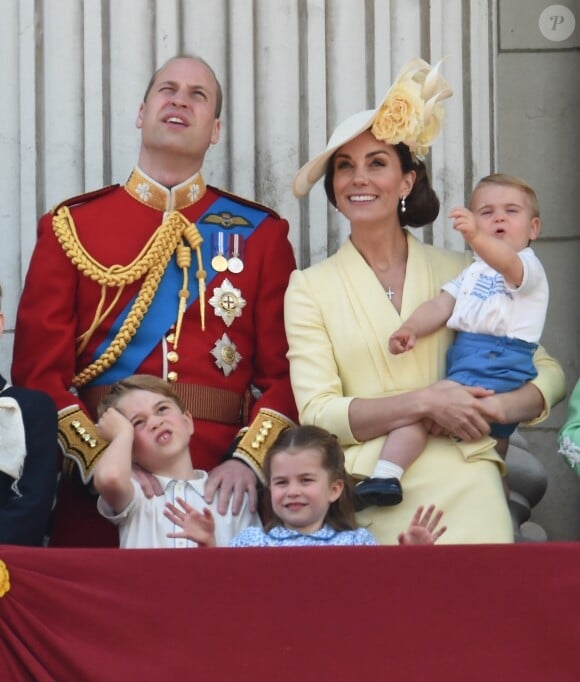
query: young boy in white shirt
94 374 261 547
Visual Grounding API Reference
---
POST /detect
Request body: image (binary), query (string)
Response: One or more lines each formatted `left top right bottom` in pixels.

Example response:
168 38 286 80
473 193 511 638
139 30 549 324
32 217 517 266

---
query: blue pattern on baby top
471 273 513 301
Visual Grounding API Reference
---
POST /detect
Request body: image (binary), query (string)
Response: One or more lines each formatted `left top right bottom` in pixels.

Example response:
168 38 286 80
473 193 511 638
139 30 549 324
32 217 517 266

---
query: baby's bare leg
353 423 428 510
378 422 429 470
495 437 509 459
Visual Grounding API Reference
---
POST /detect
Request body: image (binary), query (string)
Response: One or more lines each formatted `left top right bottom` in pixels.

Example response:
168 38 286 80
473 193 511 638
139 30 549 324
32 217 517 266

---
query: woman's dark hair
324 140 440 227
262 425 358 532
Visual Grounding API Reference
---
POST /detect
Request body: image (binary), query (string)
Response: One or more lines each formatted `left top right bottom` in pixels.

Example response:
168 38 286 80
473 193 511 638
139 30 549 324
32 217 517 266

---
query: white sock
372 460 404 480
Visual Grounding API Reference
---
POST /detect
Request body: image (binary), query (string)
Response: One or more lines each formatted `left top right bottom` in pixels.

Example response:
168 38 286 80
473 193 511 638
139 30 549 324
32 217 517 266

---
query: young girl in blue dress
164 424 446 546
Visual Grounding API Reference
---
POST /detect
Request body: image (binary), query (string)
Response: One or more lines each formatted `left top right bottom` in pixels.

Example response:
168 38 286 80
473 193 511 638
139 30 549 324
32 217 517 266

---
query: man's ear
136 103 145 130
210 119 221 145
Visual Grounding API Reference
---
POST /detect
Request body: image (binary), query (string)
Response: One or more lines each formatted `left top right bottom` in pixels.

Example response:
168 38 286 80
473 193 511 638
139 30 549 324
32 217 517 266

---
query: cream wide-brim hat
292 57 453 199
292 108 376 198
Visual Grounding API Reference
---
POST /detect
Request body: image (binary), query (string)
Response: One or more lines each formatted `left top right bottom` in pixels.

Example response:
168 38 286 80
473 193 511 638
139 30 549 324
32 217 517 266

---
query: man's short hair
142 54 223 118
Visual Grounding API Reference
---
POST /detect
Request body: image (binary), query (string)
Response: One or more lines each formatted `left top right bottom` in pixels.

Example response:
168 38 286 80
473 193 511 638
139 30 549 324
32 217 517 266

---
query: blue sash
88 196 269 386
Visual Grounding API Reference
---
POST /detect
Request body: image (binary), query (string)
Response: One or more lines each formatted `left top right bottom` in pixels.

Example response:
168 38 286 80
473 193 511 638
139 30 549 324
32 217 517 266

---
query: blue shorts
446 331 538 439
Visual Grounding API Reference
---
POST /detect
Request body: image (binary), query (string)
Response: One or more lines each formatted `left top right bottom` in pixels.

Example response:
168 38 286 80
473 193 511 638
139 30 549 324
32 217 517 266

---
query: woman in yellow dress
285 59 565 543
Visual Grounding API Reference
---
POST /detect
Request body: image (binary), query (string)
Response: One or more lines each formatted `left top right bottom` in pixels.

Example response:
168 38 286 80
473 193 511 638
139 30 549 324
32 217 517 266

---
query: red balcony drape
1 543 579 681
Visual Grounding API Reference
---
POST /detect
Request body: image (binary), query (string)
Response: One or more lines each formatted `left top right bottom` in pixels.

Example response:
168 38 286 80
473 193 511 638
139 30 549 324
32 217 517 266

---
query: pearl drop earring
400 196 407 213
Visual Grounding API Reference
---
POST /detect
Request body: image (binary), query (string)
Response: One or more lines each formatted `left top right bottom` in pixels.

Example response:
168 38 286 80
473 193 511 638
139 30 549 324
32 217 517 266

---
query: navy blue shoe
353 477 403 510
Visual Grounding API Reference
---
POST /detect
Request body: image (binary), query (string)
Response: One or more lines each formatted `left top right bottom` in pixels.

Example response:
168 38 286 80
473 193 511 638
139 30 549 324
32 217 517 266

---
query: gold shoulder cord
53 206 205 388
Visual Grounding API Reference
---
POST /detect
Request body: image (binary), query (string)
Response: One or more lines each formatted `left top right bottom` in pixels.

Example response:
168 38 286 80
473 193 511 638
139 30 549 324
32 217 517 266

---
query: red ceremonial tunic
12 168 298 546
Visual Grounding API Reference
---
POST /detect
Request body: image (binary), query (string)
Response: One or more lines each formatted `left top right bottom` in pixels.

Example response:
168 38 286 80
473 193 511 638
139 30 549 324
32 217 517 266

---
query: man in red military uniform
12 55 298 546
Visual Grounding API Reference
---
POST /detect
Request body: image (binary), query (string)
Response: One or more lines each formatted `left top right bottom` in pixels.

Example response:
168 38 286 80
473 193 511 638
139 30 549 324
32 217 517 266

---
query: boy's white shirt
97 470 262 548
442 247 548 343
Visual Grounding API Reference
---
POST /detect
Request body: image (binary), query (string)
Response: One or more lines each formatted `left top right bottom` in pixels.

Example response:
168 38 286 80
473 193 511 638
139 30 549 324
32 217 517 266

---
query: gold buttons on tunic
167 350 179 363
167 371 178 383
166 332 176 344
70 419 98 448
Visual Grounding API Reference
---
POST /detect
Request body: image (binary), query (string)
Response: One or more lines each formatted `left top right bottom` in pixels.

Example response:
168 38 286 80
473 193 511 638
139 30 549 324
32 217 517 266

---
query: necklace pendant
385 286 395 301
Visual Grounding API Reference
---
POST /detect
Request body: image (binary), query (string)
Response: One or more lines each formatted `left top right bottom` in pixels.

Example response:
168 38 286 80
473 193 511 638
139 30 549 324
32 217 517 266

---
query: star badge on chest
209 278 247 327
211 333 242 376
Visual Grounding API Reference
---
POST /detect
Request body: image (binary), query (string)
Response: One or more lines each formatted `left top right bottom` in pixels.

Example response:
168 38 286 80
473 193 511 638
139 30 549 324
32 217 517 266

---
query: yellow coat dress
284 232 565 544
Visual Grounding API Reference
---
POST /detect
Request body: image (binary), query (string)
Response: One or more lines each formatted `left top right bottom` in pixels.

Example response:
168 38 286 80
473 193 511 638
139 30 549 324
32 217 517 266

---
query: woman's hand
476 383 545 426
165 497 216 546
398 504 446 545
423 381 495 441
349 380 494 443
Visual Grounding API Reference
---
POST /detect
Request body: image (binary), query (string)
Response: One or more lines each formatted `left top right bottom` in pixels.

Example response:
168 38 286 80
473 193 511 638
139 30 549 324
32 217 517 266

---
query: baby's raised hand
397 504 447 545
165 497 216 547
449 206 478 242
389 326 416 354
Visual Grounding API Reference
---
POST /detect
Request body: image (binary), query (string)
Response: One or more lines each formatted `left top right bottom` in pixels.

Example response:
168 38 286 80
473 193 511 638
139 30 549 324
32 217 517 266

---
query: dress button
166 333 176 344
167 371 178 382
167 350 179 363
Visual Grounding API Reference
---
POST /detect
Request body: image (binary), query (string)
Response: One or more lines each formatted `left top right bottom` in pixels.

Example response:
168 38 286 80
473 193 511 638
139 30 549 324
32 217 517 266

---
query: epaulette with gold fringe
50 184 120 215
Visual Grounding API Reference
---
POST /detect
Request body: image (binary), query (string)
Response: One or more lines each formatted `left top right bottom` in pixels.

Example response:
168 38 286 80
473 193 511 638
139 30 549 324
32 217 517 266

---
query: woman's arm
476 345 566 426
348 382 495 443
285 265 494 445
286 249 564 452
352 345 565 441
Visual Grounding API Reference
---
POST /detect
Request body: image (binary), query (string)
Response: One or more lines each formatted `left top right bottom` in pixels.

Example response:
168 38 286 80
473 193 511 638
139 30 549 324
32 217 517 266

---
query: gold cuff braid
58 406 107 483
234 409 294 483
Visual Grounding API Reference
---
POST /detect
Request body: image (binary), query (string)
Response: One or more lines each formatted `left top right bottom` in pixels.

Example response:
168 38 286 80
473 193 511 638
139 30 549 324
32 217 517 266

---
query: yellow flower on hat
371 57 452 162
292 56 453 198
0 560 10 597
413 103 446 160
371 81 424 146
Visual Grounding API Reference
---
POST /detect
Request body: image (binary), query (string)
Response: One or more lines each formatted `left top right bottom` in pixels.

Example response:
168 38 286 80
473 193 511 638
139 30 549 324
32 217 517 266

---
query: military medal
227 233 244 273
209 279 246 327
211 231 228 272
211 333 242 376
